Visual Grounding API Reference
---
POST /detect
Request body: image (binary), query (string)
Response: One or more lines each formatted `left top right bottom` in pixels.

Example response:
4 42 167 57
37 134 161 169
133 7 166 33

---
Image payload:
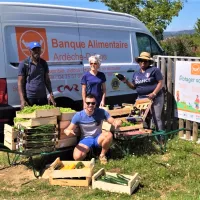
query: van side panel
77 10 139 98
0 3 161 107
1 5 83 106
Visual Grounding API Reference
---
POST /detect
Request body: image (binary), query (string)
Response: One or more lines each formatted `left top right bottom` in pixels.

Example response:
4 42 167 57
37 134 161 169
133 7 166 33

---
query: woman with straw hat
119 52 164 131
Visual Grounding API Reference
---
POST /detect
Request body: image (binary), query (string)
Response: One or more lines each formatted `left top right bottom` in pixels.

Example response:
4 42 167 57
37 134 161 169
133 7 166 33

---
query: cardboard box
58 112 76 121
58 120 81 139
56 137 77 149
92 168 140 195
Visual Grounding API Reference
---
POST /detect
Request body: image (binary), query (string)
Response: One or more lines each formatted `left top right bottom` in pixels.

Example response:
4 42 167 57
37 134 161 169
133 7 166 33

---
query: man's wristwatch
152 92 157 96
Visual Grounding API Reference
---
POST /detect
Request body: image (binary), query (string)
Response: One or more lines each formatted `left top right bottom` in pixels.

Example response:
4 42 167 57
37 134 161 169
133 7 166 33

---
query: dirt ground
0 165 36 188
0 162 53 191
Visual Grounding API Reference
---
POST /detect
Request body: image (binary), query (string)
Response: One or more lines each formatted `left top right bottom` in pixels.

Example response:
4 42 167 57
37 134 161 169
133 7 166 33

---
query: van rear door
2 5 83 106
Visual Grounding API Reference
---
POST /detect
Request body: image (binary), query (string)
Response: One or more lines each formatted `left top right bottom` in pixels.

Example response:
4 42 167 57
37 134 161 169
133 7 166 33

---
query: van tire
55 97 82 111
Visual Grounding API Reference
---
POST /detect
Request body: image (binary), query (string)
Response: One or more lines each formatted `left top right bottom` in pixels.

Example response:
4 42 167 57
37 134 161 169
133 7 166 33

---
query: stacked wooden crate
4 124 18 150
56 110 79 149
92 168 140 195
102 98 153 137
49 157 95 186
12 107 60 153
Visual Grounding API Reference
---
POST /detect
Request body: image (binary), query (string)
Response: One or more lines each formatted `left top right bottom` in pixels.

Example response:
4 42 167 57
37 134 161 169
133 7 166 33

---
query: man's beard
33 53 40 60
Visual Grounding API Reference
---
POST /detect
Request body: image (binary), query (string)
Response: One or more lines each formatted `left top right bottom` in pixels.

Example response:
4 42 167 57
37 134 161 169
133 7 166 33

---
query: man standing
18 41 55 108
64 94 122 164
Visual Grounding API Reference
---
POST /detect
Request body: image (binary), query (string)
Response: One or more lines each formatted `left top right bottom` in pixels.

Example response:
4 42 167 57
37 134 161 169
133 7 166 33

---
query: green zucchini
117 174 130 182
99 177 112 183
102 177 127 185
105 174 128 185
99 175 128 185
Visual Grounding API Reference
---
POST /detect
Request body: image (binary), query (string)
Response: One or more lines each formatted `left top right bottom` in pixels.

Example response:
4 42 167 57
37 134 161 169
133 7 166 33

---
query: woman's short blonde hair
88 55 102 66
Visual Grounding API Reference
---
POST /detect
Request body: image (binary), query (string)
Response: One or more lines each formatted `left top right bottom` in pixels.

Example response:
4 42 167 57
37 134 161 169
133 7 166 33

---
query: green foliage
89 0 184 39
194 18 200 35
160 34 197 56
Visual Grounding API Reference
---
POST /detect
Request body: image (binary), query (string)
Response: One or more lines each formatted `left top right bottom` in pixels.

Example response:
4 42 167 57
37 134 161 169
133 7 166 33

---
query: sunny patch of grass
0 137 200 200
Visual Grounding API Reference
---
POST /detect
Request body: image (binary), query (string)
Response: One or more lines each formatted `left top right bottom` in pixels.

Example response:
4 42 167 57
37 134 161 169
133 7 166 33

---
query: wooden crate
134 98 152 121
14 116 57 127
4 124 18 150
108 107 131 117
58 112 76 121
102 121 113 131
49 158 95 186
122 103 134 109
92 168 140 195
102 120 143 132
56 136 77 149
16 107 60 119
116 124 143 132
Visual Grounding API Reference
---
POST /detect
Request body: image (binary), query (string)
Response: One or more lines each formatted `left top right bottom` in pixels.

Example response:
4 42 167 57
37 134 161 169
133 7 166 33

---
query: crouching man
64 94 122 164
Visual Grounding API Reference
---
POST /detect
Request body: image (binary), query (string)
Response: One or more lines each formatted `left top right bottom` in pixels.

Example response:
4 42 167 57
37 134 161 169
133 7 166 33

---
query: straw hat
135 52 153 63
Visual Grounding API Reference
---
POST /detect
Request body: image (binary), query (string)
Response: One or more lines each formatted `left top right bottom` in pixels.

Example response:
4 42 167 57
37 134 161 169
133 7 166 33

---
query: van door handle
127 70 135 72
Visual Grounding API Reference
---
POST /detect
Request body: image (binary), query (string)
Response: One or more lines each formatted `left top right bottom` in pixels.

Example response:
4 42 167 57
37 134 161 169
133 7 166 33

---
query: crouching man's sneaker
99 154 108 164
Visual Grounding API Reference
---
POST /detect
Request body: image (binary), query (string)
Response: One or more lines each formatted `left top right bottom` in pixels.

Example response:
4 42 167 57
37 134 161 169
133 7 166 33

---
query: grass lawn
0 137 200 200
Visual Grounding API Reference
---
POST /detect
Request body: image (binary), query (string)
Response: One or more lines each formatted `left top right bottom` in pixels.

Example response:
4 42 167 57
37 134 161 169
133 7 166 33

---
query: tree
89 0 183 40
160 35 196 56
194 18 200 35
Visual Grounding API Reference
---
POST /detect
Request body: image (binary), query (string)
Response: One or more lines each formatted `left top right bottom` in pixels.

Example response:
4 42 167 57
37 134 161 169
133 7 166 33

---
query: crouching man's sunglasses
86 102 96 105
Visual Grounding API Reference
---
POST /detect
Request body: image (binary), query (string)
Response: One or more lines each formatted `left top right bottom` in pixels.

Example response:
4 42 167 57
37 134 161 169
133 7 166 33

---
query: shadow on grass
84 136 162 161
110 137 161 159
3 136 165 174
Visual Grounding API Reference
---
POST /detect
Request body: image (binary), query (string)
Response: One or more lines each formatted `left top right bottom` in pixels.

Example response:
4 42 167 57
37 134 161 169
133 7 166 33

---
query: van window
136 33 163 56
79 28 132 64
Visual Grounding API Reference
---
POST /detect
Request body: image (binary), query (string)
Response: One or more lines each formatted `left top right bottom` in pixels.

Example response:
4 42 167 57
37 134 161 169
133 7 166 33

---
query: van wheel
55 97 82 111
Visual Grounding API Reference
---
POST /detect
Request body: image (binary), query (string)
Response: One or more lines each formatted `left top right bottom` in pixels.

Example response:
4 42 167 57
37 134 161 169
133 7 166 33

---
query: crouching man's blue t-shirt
71 108 110 139
132 66 163 98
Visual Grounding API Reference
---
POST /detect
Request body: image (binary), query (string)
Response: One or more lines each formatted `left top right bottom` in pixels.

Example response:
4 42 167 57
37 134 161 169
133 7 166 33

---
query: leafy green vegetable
18 105 56 114
122 121 135 127
59 107 75 113
14 118 29 123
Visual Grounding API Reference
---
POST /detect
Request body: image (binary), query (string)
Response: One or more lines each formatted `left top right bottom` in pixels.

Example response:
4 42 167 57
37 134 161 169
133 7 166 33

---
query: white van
0 2 163 122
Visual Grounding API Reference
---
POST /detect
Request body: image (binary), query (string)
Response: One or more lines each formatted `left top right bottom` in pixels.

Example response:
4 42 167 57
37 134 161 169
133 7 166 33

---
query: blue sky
1 0 200 32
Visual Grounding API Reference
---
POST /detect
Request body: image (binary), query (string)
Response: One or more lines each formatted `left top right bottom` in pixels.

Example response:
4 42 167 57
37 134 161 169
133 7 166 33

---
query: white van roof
0 2 149 33
0 2 139 20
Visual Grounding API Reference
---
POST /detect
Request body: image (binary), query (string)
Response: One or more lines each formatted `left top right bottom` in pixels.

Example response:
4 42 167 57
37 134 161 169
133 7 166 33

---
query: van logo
111 78 120 91
57 84 79 93
15 27 49 61
191 63 200 75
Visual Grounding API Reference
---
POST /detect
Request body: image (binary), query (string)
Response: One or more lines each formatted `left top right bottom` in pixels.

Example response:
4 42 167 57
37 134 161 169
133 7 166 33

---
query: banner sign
174 61 200 123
